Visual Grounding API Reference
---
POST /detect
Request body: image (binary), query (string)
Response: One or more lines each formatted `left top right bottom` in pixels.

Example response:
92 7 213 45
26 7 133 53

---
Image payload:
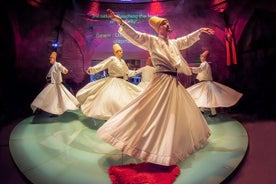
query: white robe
76 56 143 120
135 65 156 89
187 61 243 108
97 22 211 166
31 62 79 115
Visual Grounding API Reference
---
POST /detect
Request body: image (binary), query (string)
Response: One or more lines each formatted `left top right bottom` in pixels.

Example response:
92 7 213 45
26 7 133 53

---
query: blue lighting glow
51 41 59 49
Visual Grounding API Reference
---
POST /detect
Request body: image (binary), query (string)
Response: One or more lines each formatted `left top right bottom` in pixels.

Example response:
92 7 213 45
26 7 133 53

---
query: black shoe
209 114 217 117
49 114 58 118
34 109 42 115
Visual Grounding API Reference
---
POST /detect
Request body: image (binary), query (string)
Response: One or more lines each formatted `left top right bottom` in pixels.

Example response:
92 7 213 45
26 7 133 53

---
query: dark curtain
236 9 276 118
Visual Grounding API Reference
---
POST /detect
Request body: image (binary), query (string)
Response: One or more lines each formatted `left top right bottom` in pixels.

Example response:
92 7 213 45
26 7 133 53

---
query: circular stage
9 110 248 184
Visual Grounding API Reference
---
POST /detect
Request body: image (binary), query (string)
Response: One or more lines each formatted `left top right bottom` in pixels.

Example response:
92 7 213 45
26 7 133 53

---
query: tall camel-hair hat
113 44 122 55
50 51 57 59
148 16 168 33
200 50 209 58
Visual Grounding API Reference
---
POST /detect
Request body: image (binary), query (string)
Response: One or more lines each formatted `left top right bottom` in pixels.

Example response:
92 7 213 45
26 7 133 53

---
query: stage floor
9 110 248 184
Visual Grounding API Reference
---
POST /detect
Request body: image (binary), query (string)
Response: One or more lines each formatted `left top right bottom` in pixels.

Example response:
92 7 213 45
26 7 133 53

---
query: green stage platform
9 110 248 184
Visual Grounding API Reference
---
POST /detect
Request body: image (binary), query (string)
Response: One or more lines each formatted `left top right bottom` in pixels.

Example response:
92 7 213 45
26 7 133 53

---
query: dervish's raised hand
107 9 123 25
200 28 215 35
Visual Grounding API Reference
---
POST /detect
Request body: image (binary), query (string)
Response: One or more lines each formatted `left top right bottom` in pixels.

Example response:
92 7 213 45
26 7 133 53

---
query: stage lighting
51 41 59 49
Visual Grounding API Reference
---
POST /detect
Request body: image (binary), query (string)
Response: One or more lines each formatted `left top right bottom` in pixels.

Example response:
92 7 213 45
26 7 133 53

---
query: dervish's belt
156 71 177 76
200 80 212 82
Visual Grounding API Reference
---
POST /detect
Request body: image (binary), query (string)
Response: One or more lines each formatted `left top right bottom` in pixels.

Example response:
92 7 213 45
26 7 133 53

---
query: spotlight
51 41 59 49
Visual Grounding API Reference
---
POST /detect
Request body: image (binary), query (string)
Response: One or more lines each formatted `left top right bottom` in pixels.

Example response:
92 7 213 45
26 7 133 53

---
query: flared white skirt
76 77 143 120
31 83 79 115
187 81 243 108
97 74 211 166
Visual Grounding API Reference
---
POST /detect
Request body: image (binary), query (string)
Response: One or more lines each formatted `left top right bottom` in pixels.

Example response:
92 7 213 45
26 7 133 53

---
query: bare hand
86 68 91 75
200 28 215 35
63 68 69 74
107 9 115 19
107 9 123 24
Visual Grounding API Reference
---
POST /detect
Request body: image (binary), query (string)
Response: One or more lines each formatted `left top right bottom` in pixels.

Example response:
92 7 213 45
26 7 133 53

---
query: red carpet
108 162 181 184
